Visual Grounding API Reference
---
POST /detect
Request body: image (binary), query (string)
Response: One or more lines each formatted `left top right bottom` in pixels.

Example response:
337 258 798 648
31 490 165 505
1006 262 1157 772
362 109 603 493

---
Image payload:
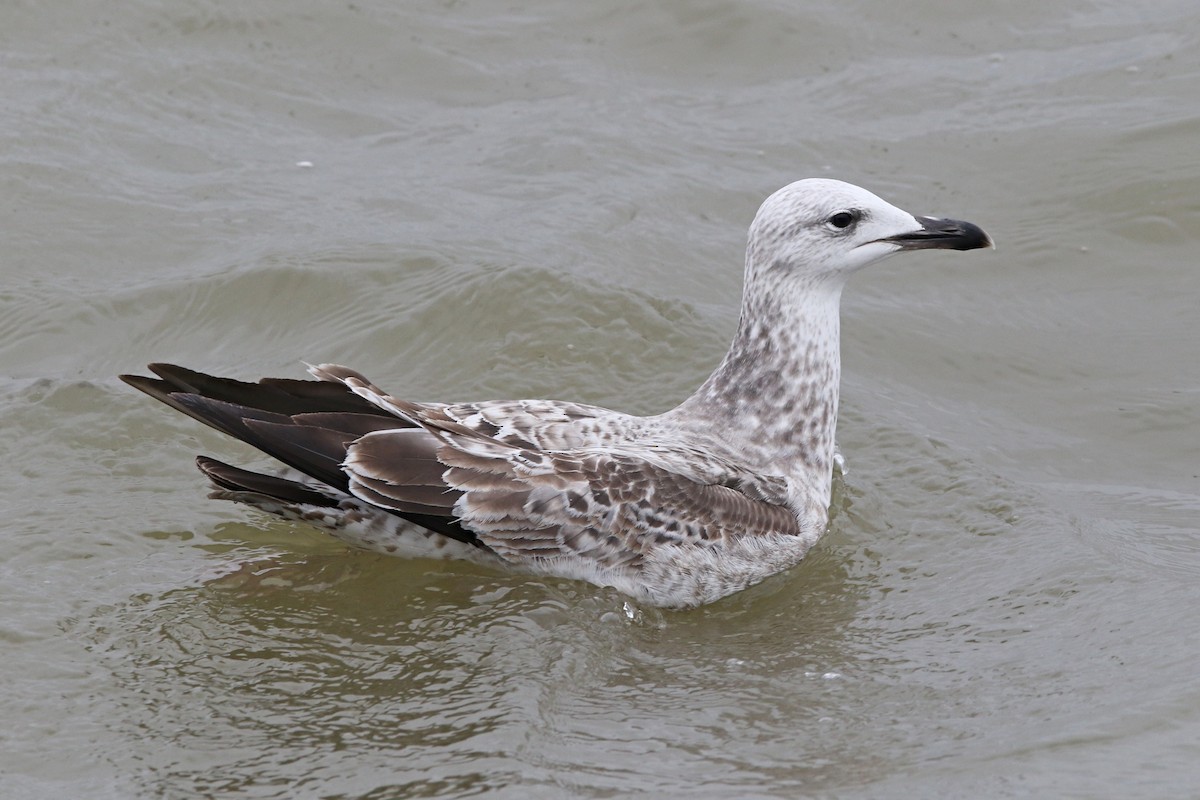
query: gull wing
343 417 804 570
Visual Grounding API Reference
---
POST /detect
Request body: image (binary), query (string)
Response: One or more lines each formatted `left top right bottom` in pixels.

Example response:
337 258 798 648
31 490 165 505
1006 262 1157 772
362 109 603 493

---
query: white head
747 178 992 282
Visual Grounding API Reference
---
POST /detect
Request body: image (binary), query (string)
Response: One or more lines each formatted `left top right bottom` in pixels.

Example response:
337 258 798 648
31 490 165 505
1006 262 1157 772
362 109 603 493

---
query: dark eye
827 210 858 230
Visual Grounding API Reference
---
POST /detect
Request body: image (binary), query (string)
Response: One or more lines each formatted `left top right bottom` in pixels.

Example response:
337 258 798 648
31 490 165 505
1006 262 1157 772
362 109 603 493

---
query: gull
122 179 991 609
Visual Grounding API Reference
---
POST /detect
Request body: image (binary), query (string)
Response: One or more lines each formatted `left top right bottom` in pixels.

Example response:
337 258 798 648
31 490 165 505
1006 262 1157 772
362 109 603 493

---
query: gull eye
827 210 859 230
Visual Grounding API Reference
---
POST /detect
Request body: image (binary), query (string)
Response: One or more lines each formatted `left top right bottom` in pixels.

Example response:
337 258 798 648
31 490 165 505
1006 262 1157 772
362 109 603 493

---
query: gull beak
883 216 994 252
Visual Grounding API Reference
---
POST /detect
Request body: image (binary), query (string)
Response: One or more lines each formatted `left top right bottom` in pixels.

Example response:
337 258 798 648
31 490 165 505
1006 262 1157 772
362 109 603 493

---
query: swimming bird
122 179 991 608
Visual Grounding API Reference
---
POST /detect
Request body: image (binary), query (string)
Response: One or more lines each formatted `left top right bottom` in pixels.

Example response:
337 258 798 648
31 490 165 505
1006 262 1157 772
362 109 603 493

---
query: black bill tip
884 215 994 252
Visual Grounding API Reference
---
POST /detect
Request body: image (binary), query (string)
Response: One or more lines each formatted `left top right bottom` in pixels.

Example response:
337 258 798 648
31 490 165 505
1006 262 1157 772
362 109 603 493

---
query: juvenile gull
122 179 991 609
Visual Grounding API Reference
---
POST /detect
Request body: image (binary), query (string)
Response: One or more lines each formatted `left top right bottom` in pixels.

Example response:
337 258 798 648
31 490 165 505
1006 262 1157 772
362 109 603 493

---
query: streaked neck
667 272 844 496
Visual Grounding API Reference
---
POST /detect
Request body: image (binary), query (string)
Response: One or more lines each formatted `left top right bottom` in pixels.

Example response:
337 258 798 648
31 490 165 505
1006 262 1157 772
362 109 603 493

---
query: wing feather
337 416 804 571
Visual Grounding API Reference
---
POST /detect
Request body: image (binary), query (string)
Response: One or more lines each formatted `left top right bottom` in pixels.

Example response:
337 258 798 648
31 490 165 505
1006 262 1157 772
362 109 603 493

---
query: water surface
2 1 1199 797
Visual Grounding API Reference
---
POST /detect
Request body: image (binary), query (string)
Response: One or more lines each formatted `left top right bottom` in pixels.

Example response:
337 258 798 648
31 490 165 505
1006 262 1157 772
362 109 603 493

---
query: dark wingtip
196 454 342 507
121 364 199 396
119 372 174 400
195 454 224 481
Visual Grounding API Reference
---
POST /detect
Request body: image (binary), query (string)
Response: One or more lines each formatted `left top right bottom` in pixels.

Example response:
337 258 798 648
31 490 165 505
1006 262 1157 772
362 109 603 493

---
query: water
3 1 1199 797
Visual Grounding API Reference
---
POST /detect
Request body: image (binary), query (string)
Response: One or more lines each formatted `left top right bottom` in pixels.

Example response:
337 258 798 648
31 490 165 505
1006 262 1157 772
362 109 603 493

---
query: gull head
747 178 992 282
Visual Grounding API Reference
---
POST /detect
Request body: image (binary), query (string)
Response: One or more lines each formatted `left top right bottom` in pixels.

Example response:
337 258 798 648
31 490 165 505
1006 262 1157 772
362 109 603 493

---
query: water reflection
87 514 883 796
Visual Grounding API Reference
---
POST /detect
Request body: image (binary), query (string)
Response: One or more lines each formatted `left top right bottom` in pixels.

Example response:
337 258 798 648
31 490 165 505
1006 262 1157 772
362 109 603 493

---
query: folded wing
122 364 803 572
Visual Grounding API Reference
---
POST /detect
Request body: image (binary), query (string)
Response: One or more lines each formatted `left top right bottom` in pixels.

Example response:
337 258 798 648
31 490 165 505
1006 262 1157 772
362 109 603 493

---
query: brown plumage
122 179 991 607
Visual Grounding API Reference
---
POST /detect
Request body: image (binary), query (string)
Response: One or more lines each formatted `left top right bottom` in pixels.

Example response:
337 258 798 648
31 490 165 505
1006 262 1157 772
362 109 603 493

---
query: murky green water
3 1 1199 797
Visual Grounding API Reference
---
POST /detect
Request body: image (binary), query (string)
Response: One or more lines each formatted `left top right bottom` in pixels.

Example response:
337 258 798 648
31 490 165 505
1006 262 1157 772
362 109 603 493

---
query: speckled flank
211 483 495 564
122 179 990 608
